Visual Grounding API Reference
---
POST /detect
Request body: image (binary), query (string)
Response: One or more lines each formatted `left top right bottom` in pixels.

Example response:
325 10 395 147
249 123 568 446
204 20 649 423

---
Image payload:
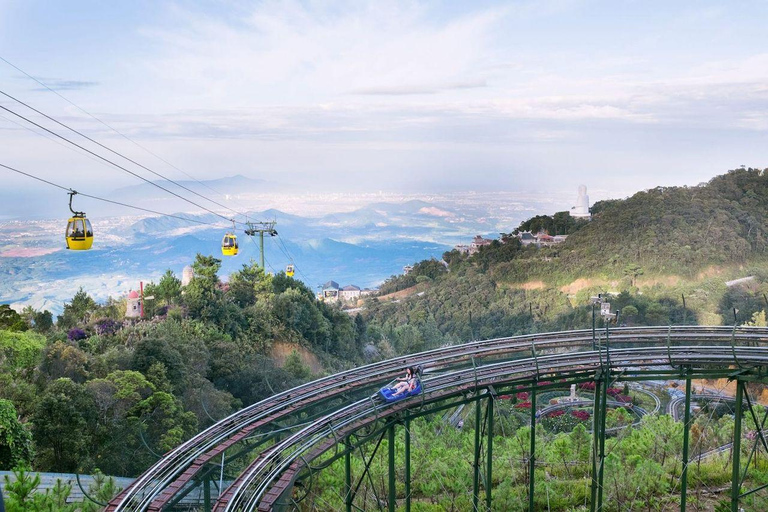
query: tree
32 378 96 472
39 341 89 383
183 255 225 322
57 288 97 329
622 305 639 325
0 330 46 372
31 310 53 333
623 263 644 287
0 400 33 470
228 262 270 307
0 305 26 332
283 350 312 380
156 269 182 306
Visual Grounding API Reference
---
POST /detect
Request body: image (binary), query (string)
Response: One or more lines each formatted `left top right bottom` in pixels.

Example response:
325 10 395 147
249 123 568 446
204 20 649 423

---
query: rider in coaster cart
379 365 423 402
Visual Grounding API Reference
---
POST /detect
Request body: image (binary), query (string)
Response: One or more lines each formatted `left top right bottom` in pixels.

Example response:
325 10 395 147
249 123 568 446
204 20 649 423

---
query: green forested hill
552 168 768 277
364 168 768 349
0 256 364 480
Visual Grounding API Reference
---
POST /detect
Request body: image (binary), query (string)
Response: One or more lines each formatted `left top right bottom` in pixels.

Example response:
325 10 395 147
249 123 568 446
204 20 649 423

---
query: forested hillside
0 255 366 480
364 168 768 349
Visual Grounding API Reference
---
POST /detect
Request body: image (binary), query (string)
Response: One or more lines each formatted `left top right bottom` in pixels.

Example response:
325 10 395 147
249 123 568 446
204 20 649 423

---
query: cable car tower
244 220 277 270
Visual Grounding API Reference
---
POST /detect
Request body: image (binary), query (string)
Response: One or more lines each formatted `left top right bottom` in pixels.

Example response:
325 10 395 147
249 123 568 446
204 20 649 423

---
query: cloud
28 77 99 91
351 80 488 96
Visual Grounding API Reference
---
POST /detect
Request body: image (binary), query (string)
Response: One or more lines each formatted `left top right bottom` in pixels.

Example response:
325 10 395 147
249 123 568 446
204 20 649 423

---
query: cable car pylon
244 220 277 270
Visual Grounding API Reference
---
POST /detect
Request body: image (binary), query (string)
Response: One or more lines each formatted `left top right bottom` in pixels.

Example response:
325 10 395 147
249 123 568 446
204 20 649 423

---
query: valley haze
0 175 592 314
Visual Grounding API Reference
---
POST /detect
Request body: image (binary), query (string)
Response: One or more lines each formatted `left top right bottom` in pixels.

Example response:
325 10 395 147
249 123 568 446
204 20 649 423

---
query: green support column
590 376 602 512
486 396 494 511
405 414 411 512
528 385 537 512
473 395 483 512
345 439 353 512
731 380 744 512
596 371 608 511
681 370 692 512
203 473 211 512
388 423 396 512
259 231 265 269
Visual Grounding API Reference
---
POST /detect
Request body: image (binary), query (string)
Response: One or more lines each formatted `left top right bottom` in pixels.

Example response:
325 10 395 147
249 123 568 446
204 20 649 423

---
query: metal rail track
107 326 768 511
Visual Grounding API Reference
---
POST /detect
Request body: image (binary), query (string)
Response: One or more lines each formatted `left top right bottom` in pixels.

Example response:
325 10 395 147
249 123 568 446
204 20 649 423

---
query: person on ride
391 374 418 397
395 367 413 383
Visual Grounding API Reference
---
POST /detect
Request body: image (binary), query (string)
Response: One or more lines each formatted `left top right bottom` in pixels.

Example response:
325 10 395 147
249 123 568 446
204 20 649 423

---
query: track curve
107 325 768 511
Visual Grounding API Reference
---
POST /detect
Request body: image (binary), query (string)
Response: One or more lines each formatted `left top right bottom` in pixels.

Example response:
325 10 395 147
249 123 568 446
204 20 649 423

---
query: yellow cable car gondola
65 191 93 250
286 264 295 277
221 221 239 256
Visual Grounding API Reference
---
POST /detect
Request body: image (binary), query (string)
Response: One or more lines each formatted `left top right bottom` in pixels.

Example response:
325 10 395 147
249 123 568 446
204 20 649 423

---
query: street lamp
590 294 603 350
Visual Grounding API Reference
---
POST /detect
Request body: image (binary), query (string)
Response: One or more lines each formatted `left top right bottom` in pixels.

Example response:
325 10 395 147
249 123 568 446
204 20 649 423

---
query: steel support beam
345 438 352 512
473 394 483 512
388 423 396 512
597 370 608 511
681 369 692 512
731 380 743 512
486 396 494 511
528 384 537 512
405 414 411 512
590 375 602 512
203 473 211 512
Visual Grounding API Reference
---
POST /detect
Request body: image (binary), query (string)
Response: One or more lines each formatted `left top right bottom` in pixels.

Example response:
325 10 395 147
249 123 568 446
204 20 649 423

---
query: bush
67 328 87 341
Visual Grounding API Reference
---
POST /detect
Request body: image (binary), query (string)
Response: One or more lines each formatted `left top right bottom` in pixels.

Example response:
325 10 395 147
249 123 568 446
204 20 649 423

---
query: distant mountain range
0 195 503 313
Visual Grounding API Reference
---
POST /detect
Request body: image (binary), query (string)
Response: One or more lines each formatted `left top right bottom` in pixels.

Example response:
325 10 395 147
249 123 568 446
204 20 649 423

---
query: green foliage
283 350 312 380
514 211 588 236
31 378 96 472
0 305 27 332
378 258 447 295
0 400 33 470
56 288 98 329
0 330 46 373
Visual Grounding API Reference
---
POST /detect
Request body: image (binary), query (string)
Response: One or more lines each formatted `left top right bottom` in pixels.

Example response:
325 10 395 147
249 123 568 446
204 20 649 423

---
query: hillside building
470 235 492 254
340 285 361 301
125 290 142 318
517 231 568 247
321 281 340 300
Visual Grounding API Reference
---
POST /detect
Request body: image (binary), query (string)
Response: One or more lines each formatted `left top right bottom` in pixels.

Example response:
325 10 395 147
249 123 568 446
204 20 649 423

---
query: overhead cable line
1 57 311 278
0 110 112 170
0 162 226 227
0 88 248 222
0 102 242 225
0 55 245 215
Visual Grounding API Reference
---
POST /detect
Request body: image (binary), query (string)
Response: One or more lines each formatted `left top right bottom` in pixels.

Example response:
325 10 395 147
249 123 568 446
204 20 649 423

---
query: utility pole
244 221 277 270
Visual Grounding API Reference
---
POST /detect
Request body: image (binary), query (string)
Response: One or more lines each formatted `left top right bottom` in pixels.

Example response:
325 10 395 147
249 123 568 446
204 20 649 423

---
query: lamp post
590 294 603 350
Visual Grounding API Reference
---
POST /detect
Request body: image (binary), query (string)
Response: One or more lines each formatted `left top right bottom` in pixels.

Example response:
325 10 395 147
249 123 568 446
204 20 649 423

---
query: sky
1 0 768 205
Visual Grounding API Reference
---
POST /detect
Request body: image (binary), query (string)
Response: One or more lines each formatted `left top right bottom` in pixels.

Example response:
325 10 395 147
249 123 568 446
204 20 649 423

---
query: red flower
516 392 529 401
571 410 590 421
514 402 532 409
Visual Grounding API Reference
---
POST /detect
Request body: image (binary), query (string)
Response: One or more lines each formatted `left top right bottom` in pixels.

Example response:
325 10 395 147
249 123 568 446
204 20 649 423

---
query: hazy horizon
2 1 766 209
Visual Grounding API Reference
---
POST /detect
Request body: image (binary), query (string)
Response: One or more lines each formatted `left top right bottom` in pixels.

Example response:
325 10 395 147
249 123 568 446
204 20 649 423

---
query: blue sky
1 0 767 201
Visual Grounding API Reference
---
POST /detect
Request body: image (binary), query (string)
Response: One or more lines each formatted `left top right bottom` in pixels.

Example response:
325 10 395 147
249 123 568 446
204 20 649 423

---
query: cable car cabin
221 233 239 256
65 215 93 250
286 264 295 277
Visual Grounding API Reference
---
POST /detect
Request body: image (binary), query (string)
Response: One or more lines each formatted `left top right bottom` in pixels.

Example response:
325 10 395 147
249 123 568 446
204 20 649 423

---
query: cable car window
72 219 85 238
66 220 75 237
85 219 93 237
